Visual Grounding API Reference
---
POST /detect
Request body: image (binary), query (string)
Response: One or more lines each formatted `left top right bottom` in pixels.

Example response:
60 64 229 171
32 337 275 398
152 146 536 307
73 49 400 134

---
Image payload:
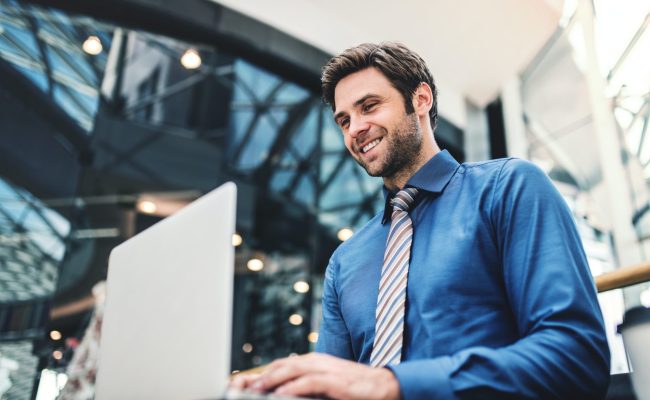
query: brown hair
321 42 438 129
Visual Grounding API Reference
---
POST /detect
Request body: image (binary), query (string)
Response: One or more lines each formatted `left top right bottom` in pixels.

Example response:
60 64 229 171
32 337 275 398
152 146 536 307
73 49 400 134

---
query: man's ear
412 83 433 118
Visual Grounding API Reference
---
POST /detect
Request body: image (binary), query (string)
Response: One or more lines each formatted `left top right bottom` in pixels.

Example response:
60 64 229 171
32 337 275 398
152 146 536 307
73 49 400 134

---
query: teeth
362 139 381 153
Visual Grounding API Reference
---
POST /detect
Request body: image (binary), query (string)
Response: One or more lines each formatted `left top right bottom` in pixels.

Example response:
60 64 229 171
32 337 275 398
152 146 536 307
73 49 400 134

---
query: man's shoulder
459 156 516 171
449 158 552 206
458 158 558 212
330 213 384 261
458 157 545 180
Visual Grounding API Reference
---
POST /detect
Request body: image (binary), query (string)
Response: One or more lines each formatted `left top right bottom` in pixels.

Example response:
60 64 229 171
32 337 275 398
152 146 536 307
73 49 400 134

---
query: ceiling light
247 258 264 272
337 228 354 241
307 332 319 343
137 200 157 214
293 281 310 294
135 192 196 217
50 330 62 341
180 49 201 70
82 36 102 55
232 233 243 247
52 350 63 360
289 313 303 326
242 343 253 353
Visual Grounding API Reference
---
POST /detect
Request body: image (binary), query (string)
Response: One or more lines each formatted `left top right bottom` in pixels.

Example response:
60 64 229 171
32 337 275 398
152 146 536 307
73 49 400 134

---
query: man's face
333 67 423 179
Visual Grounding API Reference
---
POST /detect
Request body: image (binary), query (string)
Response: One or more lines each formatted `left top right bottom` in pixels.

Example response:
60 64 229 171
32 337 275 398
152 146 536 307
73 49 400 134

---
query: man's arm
389 159 610 399
231 258 401 400
314 258 355 359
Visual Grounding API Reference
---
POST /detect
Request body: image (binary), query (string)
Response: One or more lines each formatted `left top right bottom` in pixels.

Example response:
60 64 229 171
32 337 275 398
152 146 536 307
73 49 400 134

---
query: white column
501 76 529 159
575 0 645 307
464 101 491 162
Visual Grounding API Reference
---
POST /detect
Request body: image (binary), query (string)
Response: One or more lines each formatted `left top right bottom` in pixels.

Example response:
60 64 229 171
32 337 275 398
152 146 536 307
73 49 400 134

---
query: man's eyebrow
333 93 381 123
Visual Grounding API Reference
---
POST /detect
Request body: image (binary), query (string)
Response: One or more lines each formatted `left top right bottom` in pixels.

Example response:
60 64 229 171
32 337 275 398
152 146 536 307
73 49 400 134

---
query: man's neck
383 145 440 190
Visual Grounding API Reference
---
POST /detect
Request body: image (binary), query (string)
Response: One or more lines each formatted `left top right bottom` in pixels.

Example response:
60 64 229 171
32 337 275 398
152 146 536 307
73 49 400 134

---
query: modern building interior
0 0 649 398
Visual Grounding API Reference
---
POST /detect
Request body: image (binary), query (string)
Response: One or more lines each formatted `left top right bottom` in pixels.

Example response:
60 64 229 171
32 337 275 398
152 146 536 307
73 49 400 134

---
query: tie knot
391 187 419 213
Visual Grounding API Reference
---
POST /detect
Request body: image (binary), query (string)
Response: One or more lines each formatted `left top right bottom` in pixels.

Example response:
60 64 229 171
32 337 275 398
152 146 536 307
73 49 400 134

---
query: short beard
357 112 423 180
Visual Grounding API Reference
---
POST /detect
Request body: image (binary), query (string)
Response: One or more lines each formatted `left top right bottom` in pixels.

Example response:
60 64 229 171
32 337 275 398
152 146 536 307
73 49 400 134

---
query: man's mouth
361 138 382 154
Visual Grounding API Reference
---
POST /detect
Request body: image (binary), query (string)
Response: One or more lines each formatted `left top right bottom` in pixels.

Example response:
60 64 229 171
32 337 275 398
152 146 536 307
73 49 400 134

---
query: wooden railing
595 261 650 293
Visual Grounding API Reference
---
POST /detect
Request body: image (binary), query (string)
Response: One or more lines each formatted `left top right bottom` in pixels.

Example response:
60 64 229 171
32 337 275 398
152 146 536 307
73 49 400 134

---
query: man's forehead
333 68 393 114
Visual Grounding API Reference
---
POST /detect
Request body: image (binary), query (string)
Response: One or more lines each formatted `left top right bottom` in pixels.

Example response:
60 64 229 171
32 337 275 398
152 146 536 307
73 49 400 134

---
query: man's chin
365 169 383 177
361 163 386 177
354 156 387 177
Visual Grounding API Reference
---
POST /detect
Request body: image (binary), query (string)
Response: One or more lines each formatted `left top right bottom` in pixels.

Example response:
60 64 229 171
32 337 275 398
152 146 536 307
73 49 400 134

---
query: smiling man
232 42 610 399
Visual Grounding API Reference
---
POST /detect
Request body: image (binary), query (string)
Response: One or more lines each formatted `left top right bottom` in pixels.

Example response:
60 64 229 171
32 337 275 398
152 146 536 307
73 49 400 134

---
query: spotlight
293 281 310 294
308 332 319 343
289 314 303 326
82 36 102 55
247 258 264 272
180 49 201 70
337 228 353 241
137 200 157 214
50 330 62 341
232 233 243 247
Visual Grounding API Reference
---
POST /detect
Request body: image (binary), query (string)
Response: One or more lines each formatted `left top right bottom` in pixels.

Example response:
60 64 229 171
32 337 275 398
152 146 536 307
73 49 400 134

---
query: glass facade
0 0 111 132
0 1 466 397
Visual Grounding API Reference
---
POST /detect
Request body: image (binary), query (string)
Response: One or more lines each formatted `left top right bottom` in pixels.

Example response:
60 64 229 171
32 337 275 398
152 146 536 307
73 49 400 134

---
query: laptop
96 182 238 399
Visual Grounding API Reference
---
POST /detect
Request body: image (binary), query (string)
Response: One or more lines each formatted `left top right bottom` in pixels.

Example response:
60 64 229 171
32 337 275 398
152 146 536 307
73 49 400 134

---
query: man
232 42 610 399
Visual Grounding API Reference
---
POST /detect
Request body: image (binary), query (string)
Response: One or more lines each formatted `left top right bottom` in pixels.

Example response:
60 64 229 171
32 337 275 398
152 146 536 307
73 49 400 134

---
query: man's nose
349 117 370 139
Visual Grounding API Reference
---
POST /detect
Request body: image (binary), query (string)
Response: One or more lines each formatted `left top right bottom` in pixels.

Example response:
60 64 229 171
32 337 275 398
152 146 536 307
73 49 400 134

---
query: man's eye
363 103 377 112
339 118 349 128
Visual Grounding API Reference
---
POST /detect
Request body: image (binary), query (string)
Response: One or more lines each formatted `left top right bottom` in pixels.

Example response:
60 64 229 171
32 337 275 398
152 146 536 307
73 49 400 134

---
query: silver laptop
96 182 237 399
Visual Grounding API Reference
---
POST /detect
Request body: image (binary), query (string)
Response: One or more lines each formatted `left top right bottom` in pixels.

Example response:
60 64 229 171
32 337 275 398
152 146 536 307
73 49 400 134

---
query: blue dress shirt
316 150 610 399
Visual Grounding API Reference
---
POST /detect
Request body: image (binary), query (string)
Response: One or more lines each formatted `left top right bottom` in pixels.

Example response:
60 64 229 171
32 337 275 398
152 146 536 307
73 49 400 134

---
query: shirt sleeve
315 257 355 359
390 159 610 399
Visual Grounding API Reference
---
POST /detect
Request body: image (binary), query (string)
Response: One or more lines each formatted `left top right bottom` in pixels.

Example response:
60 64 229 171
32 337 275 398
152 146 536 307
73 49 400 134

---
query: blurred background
0 0 648 398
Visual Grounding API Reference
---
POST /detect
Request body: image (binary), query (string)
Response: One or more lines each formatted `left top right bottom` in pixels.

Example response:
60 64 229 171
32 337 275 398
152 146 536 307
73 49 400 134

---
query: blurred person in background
57 281 106 400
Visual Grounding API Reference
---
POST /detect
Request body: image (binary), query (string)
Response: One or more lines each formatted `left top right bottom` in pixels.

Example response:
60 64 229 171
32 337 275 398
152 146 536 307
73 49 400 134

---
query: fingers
253 353 331 392
274 373 342 399
229 372 260 390
253 357 309 391
241 353 367 397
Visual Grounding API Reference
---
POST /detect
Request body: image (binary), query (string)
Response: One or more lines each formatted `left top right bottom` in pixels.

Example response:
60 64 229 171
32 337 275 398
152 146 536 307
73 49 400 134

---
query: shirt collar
381 150 460 224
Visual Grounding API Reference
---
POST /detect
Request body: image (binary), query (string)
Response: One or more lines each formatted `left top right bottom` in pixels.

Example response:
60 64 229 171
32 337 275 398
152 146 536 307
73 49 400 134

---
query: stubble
356 112 423 184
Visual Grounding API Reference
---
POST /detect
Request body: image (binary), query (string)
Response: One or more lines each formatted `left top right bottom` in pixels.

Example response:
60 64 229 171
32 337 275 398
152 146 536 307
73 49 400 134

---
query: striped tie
370 187 419 367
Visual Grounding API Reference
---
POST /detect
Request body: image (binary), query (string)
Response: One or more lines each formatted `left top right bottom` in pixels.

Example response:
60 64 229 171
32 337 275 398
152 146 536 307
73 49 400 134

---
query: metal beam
95 138 171 187
254 96 317 184
607 12 650 82
24 13 53 96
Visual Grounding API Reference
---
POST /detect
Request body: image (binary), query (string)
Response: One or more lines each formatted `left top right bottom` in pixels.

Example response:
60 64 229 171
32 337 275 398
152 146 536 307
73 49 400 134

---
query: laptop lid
95 182 236 399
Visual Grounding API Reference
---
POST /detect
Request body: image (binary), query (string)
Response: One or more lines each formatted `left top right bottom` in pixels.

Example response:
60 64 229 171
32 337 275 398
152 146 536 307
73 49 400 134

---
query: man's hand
230 353 401 400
